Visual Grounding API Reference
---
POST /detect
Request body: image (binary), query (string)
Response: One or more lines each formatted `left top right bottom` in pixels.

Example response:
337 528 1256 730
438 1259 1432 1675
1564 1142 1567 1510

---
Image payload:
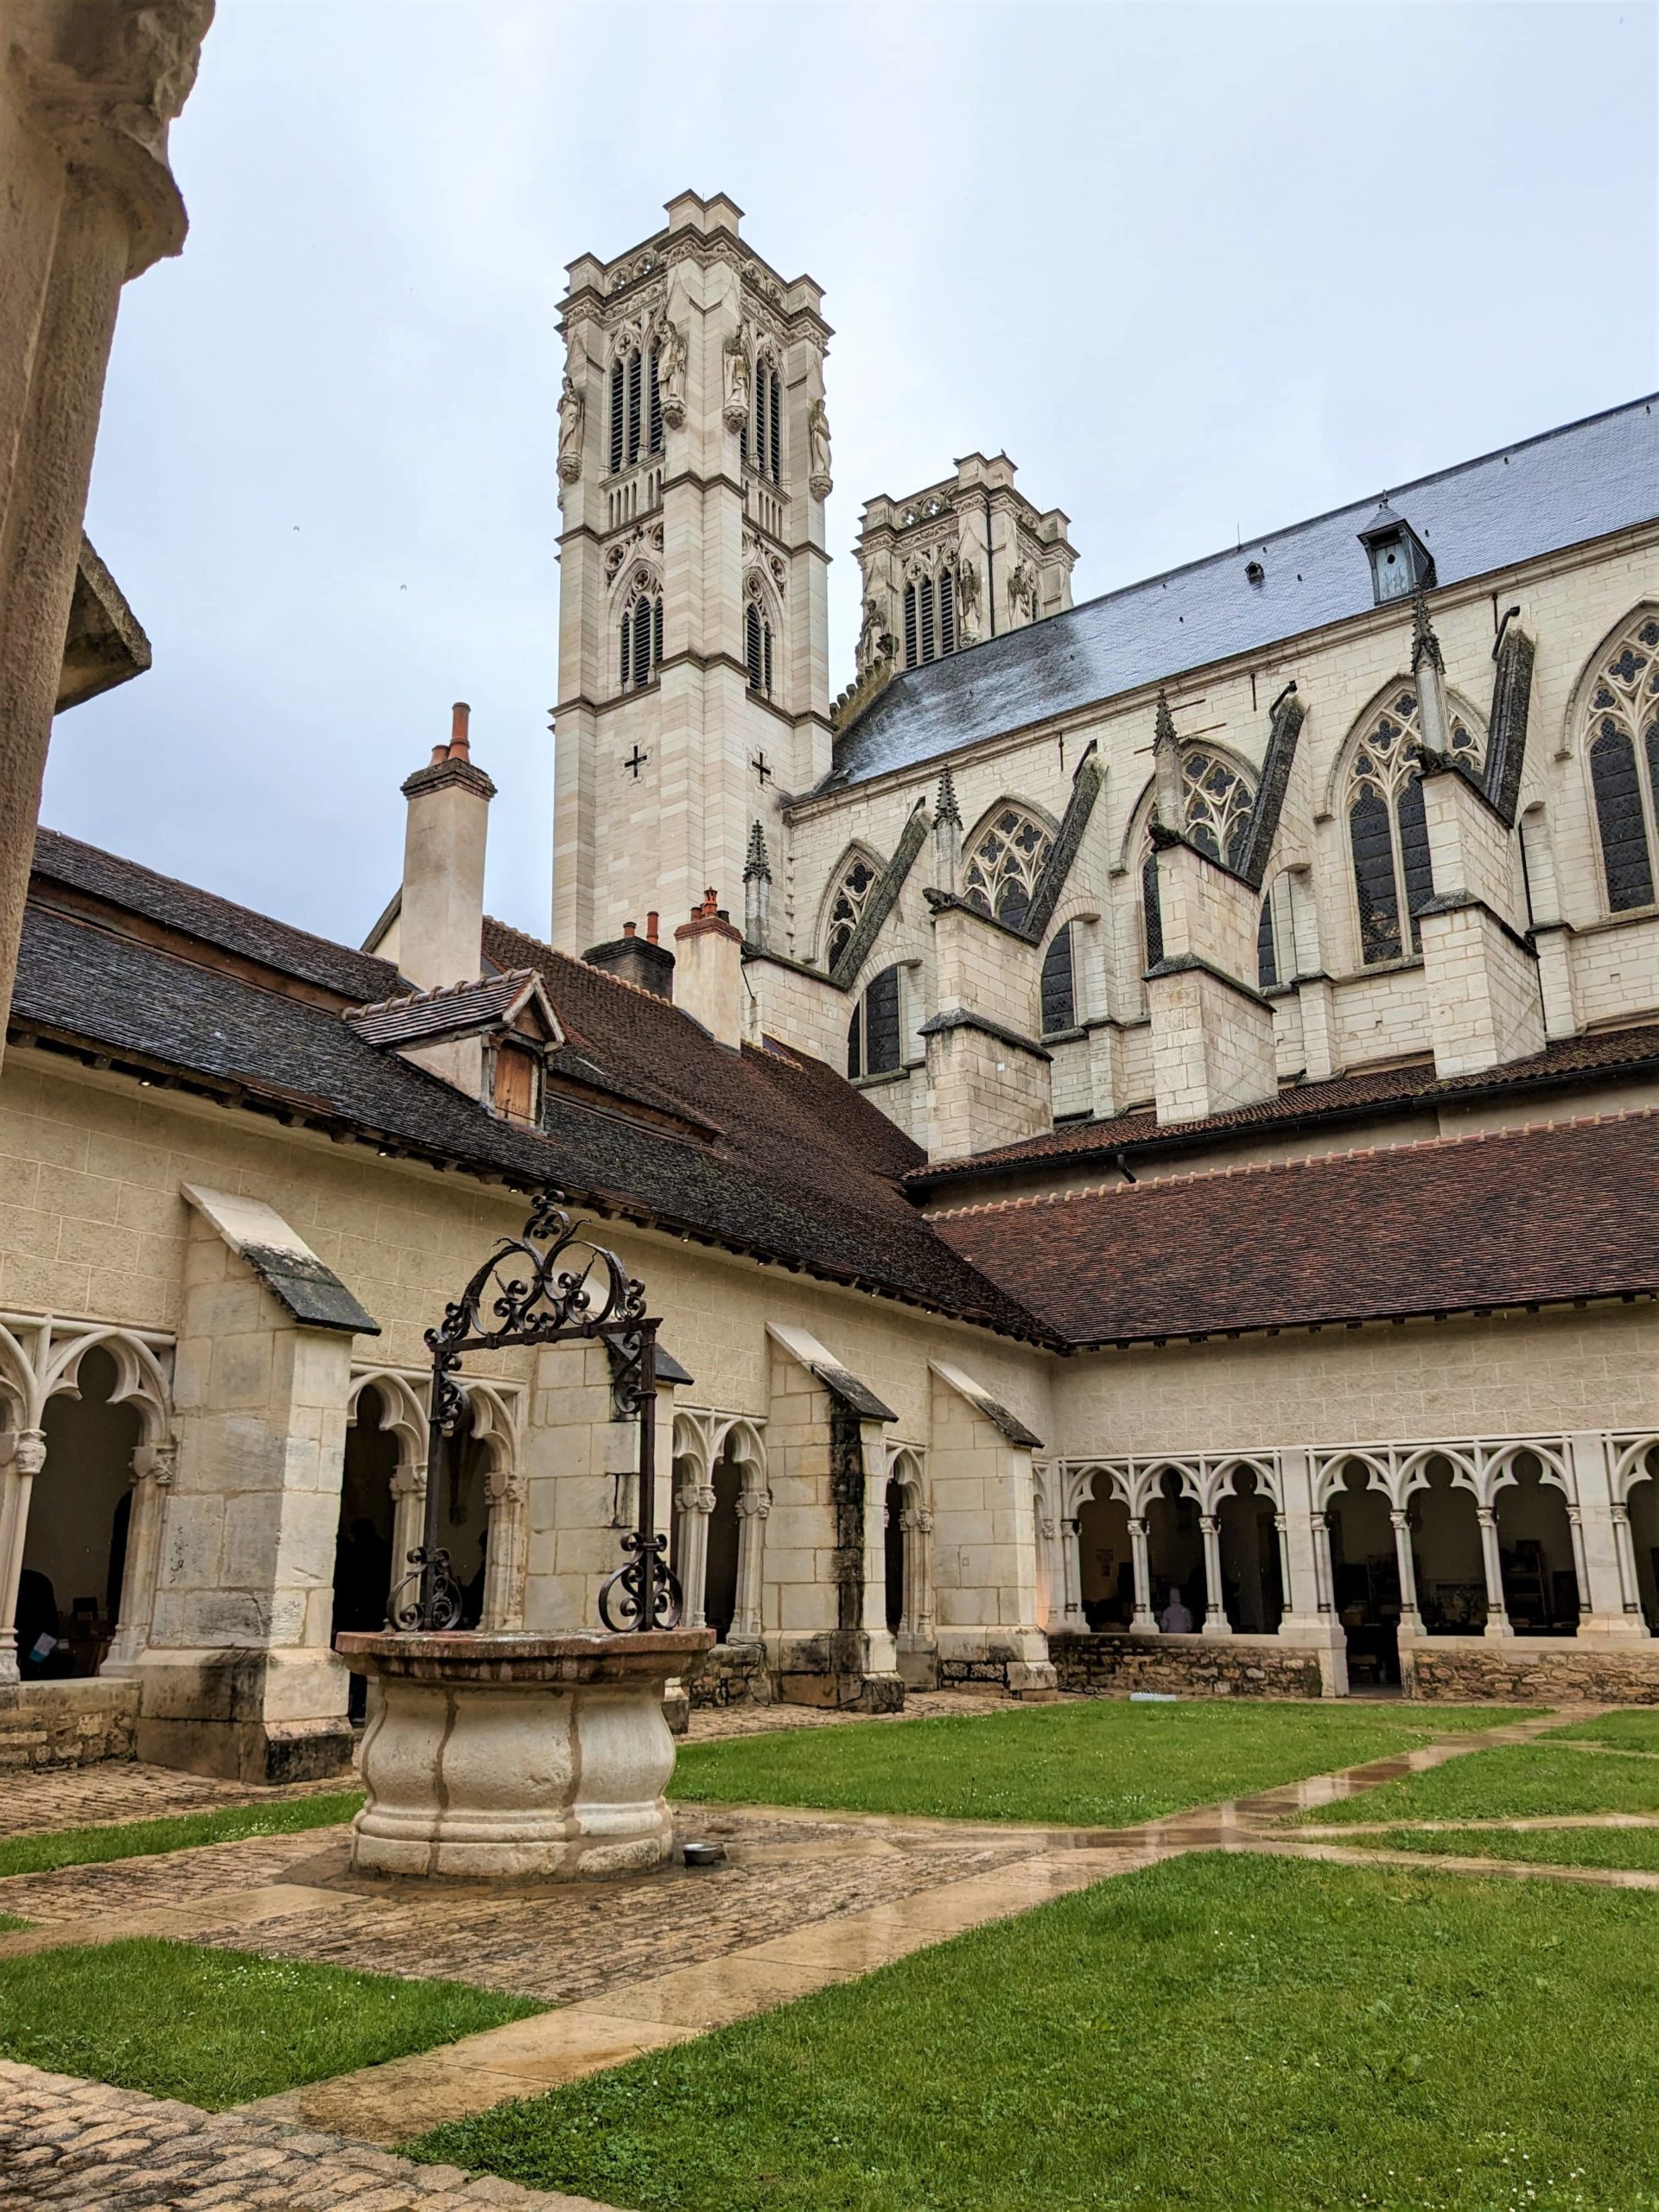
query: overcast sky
47 0 1658 950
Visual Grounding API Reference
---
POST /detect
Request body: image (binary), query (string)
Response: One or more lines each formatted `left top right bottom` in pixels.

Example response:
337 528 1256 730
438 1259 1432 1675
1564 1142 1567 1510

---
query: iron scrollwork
401 1188 681 1633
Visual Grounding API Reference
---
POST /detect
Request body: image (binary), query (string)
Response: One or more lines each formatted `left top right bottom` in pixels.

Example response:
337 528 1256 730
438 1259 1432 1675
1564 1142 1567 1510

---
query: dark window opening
1592 723 1656 911
1350 785 1402 963
1142 853 1163 970
1040 924 1076 1033
1256 894 1277 990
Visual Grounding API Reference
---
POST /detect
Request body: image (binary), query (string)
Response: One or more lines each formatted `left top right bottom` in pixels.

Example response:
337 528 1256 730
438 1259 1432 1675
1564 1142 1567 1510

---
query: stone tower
551 194 833 958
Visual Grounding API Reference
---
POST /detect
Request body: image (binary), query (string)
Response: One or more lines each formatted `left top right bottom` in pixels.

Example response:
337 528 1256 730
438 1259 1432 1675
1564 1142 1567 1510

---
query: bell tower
551 194 833 958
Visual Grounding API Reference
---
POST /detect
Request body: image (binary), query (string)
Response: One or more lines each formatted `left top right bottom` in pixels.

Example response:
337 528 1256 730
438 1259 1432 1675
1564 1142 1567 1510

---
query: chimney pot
449 702 472 760
429 745 447 766
623 919 637 938
646 910 659 943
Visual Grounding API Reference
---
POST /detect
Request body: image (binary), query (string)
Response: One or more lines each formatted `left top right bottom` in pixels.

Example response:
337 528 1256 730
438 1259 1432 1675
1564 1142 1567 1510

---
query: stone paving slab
0 2060 625 2210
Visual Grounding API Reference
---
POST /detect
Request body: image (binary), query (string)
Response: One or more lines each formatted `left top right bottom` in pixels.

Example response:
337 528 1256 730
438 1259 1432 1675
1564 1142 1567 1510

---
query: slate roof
346 970 546 1046
931 1111 1659 1346
830 393 1659 788
12 854 1044 1340
905 1021 1659 1193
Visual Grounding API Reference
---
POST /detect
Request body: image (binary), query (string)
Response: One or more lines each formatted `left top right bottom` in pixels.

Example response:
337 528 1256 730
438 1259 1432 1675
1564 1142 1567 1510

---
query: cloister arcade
670 1410 769 1643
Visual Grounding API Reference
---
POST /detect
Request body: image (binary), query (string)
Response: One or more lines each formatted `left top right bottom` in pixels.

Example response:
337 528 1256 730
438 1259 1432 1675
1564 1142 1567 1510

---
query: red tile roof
905 1022 1659 1192
931 1110 1659 1344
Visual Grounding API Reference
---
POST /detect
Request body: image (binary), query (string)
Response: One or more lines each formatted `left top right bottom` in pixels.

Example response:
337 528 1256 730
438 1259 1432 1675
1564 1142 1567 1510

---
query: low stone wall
687 1641 773 1712
1402 1637 1659 1704
1049 1631 1326 1700
0 1679 138 1771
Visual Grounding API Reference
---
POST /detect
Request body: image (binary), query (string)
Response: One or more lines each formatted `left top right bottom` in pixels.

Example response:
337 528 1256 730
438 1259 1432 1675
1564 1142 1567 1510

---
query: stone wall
0 1679 137 1771
1402 1636 1659 1704
687 1639 772 1710
1049 1630 1326 1700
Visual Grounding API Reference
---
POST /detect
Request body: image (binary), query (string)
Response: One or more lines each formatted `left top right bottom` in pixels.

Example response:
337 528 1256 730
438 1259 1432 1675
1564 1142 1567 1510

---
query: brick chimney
583 915 676 999
399 702 496 991
673 889 744 1048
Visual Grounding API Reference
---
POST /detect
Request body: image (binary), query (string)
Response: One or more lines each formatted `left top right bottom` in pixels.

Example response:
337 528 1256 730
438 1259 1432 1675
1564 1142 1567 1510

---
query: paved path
0 1699 1623 2206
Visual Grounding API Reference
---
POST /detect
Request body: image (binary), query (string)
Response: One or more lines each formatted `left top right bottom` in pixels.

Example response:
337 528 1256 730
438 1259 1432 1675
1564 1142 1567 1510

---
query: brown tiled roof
11 850 1044 1339
905 1022 1659 1192
931 1111 1659 1344
346 970 546 1046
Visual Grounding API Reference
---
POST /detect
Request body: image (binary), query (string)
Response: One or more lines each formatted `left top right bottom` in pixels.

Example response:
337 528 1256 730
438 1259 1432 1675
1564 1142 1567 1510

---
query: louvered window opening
1584 615 1659 912
609 346 664 474
1040 924 1077 1033
903 572 957 670
847 965 902 1078
745 602 774 697
620 593 664 690
1142 854 1164 971
1345 688 1484 966
1256 894 1278 990
744 365 783 486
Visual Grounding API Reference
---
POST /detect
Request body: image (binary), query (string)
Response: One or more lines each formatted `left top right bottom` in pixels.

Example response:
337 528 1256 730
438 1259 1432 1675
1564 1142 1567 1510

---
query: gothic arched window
619 585 663 691
847 964 902 1079
609 341 663 473
903 569 957 670
963 805 1052 930
744 602 774 696
1181 749 1255 869
1040 924 1077 1033
744 358 783 485
826 855 879 969
1345 687 1483 964
1581 612 1659 912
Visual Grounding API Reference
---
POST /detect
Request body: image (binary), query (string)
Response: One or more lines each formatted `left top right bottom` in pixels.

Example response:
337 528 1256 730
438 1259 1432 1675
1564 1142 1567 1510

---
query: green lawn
408 1852 1659 2212
0 1789 365 1880
1544 1708 1659 1752
0 1913 28 1932
1340 1824 1659 1872
1288 1743 1659 1827
670 1700 1533 1827
0 1937 540 2107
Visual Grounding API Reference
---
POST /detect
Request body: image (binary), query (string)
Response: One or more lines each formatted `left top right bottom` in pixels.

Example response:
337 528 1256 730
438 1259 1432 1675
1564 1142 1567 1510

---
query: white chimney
673 889 745 1049
399 702 495 990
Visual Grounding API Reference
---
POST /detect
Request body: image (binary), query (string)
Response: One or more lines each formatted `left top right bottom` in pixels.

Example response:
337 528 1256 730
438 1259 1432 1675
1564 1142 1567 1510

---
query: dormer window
1358 502 1436 606
490 1039 543 1127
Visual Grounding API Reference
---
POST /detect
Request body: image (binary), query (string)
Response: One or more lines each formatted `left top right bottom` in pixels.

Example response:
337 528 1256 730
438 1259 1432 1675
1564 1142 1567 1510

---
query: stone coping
336 1627 715 1686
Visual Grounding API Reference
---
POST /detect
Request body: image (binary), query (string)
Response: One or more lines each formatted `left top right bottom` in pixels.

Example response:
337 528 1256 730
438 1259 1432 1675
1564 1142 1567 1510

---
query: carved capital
3 1429 48 1478
131 1436 177 1484
389 1463 428 1500
10 0 213 276
734 1490 771 1520
486 1467 526 1508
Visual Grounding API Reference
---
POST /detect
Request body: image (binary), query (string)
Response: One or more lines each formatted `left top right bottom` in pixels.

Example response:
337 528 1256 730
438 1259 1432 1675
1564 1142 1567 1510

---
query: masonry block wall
928 1369 1054 1693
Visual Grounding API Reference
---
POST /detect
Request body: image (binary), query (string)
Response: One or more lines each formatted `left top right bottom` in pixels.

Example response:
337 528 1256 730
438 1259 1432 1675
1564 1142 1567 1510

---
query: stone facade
1050 1631 1326 1701
1401 1638 1659 1705
0 1677 137 1771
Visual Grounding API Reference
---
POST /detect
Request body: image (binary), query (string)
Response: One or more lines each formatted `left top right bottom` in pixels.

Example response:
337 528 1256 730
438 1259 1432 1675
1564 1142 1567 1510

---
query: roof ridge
929 1104 1659 1216
484 914 683 1012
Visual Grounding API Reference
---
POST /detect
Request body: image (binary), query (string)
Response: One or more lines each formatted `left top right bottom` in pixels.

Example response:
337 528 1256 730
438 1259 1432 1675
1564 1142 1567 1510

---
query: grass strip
0 1936 541 2107
1543 1708 1659 1753
1333 1823 1659 1873
408 1852 1659 2212
671 1699 1535 1827
1287 1742 1659 1827
0 1789 364 1880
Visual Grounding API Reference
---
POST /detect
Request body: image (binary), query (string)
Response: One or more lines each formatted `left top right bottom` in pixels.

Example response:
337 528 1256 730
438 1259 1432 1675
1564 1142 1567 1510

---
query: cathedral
5 190 1659 1783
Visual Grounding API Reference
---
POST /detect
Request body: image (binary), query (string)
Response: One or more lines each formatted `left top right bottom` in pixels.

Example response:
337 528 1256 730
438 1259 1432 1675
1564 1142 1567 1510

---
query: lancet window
744 596 774 698
743 357 783 486
903 569 957 669
608 339 663 474
825 855 879 969
618 582 663 691
1040 923 1077 1033
963 805 1052 930
1582 612 1659 913
847 964 902 1078
1345 687 1482 964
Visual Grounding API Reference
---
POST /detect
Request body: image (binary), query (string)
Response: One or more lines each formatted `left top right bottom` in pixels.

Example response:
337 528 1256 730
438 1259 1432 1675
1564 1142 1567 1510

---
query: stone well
336 1627 713 1879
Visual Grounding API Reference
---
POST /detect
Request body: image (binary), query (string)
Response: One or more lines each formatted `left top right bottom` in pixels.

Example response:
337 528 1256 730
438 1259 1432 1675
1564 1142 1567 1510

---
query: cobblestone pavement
0 2061 622 2210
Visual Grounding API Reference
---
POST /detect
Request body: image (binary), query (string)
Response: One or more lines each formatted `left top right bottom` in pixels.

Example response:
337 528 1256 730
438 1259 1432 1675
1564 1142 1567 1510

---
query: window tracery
1345 687 1482 964
617 572 663 691
964 805 1053 931
1139 748 1259 970
825 854 879 969
742 344 783 486
608 330 662 474
1581 611 1659 913
743 575 776 698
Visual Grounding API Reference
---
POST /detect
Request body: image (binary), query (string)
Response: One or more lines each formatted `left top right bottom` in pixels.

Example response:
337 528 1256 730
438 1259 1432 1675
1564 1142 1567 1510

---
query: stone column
1389 1509 1423 1637
481 1469 528 1630
1567 1433 1645 1635
0 1430 48 1684
675 1479 714 1630
731 1489 769 1641
388 1460 426 1612
105 1436 177 1671
858 1416 900 1680
1564 1504 1592 1632
1059 1516 1084 1627
905 1504 935 1641
1198 1512 1231 1637
1273 1514 1298 1624
1127 1515 1157 1632
0 3 211 1065
1312 1511 1335 1618
1610 1500 1645 1629
1476 1505 1514 1638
